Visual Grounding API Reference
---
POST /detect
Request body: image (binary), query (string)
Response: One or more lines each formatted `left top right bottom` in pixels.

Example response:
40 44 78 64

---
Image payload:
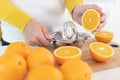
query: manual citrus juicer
51 21 90 48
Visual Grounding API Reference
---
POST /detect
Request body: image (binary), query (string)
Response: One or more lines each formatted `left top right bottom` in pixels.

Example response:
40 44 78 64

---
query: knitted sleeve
65 0 83 14
0 0 32 32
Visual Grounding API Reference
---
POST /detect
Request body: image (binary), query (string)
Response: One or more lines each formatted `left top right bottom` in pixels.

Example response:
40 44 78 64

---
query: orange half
89 42 114 62
82 9 100 31
53 46 82 64
95 31 114 43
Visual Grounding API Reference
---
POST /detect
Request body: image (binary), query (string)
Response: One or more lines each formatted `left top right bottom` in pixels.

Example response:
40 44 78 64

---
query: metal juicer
51 21 90 48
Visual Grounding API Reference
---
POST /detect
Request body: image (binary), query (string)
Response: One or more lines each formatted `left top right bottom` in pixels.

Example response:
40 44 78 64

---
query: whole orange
0 52 27 80
26 65 64 80
6 42 31 59
27 47 55 70
61 60 92 80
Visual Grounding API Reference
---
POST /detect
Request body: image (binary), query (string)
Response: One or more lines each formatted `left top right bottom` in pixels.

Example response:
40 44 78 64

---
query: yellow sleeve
65 0 83 14
0 0 32 32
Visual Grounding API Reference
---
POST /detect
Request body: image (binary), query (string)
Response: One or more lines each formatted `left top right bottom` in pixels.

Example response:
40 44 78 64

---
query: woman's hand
23 19 52 46
72 4 106 33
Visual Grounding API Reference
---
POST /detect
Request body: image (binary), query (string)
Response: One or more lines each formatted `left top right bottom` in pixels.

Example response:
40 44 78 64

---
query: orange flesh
91 43 113 56
55 47 79 57
82 9 100 31
96 31 113 37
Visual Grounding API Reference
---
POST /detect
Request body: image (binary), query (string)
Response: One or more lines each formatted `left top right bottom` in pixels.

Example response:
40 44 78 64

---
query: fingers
82 4 106 22
83 4 104 15
40 24 52 41
92 21 106 34
27 38 44 46
100 13 106 22
91 4 107 23
26 32 50 47
91 4 102 11
89 4 106 34
24 19 51 46
37 30 50 46
82 4 102 12
73 4 107 34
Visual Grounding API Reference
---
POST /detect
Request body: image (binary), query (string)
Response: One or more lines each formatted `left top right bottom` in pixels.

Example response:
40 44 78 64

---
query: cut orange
95 31 114 43
53 46 82 64
82 9 100 31
60 60 92 80
89 42 114 62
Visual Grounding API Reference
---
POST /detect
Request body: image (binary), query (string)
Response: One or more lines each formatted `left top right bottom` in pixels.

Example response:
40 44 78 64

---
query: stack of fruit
0 42 92 80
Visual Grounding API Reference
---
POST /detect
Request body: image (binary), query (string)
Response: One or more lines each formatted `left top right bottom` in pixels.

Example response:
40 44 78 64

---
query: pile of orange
0 41 93 80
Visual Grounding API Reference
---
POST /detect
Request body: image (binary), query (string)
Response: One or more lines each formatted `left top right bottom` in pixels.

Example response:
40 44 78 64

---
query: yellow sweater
0 0 83 32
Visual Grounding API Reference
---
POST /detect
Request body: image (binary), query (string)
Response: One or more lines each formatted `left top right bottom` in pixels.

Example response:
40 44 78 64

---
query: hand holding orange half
72 4 106 33
82 9 100 31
